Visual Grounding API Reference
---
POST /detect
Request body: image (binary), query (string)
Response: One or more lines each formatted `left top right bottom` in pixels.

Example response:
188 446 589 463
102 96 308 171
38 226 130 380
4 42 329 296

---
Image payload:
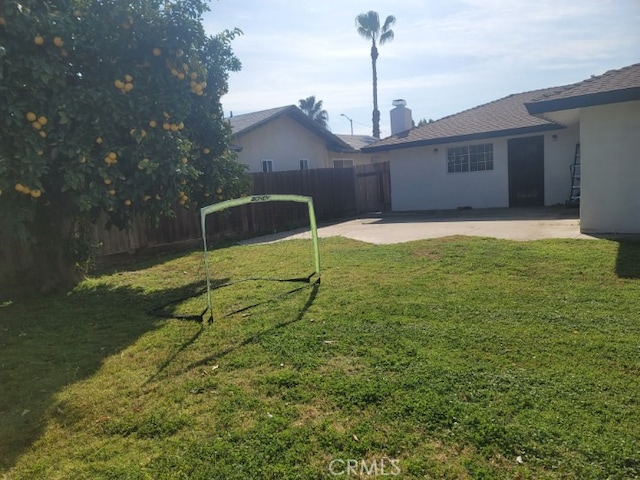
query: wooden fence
1 163 390 287
92 166 361 256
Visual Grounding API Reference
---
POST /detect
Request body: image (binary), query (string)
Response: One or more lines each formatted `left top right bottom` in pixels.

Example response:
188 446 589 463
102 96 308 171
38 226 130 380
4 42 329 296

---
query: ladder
567 143 580 208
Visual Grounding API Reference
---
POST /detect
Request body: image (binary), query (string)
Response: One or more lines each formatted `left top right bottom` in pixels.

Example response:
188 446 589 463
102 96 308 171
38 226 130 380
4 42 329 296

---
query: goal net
197 194 321 322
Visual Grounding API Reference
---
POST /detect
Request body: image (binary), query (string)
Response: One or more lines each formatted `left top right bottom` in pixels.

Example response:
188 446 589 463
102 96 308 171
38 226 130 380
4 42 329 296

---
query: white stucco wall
389 129 574 211
580 100 640 233
235 116 331 172
544 125 580 206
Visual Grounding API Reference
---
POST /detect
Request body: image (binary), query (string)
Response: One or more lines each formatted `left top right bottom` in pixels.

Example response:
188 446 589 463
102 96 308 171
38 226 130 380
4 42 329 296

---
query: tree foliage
298 95 329 129
0 0 248 290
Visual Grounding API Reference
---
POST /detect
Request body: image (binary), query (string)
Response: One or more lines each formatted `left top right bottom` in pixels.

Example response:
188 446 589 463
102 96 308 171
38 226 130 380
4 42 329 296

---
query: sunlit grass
1 236 639 478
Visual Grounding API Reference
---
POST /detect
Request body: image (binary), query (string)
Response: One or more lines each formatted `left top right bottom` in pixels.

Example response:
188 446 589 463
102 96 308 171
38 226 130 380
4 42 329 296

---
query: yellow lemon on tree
152 47 162 56
30 190 42 198
124 199 132 206
96 136 103 144
31 121 42 130
162 123 171 131
53 37 64 47
108 189 116 195
37 116 47 126
123 82 134 92
114 79 125 89
124 74 133 82
202 148 210 154
34 35 44 45
104 178 112 185
26 112 37 122
38 131 47 138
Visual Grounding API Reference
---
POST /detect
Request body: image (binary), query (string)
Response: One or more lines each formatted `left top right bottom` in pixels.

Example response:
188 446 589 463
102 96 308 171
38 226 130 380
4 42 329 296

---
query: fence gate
354 162 391 213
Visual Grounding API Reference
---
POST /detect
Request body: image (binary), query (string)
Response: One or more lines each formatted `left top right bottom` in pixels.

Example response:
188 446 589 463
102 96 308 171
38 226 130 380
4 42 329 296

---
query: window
261 159 274 173
299 158 309 170
447 144 493 173
333 159 354 169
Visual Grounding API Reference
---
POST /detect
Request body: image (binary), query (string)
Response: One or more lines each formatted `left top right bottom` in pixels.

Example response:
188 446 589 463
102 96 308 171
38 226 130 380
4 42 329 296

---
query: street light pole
340 113 353 135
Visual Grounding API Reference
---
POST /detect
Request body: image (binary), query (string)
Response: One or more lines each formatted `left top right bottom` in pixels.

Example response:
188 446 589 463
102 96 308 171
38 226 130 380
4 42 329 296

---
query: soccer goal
199 194 321 322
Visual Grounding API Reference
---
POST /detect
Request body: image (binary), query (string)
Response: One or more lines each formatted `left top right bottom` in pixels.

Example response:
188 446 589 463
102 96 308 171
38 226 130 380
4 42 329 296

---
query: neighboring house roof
362 87 566 152
228 105 354 152
335 134 380 150
525 63 640 114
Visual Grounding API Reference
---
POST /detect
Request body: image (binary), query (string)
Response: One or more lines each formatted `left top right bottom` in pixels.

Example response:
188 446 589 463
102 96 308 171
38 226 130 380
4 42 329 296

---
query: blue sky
202 0 640 137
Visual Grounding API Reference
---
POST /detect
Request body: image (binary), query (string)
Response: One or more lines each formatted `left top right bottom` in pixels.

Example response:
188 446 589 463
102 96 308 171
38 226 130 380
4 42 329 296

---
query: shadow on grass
616 240 640 279
0 279 212 473
175 281 320 376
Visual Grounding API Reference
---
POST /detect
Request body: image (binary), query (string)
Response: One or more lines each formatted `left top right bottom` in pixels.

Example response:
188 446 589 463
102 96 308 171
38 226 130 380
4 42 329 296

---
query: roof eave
526 87 640 115
362 124 564 152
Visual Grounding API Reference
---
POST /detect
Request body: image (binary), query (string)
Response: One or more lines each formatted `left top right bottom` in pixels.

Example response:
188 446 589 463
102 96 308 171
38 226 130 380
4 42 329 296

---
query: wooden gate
354 162 391 213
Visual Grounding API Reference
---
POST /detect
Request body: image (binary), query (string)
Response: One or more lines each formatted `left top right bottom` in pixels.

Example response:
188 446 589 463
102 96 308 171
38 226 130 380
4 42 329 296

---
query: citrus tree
0 0 248 291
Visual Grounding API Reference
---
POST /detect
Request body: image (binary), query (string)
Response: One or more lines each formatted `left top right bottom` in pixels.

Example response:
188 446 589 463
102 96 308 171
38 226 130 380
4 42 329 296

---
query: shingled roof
335 134 380 150
362 87 565 152
228 105 354 152
525 63 640 114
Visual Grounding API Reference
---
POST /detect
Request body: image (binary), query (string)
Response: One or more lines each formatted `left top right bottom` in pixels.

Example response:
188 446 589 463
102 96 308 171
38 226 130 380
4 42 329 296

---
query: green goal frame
200 194 321 321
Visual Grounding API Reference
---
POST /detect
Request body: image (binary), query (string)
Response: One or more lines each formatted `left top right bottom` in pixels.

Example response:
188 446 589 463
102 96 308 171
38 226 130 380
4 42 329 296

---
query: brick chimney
390 99 412 135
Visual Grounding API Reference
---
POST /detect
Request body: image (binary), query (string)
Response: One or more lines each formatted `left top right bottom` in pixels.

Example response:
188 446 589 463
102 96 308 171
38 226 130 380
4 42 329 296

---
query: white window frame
299 158 309 170
261 159 274 173
446 143 493 174
333 159 354 169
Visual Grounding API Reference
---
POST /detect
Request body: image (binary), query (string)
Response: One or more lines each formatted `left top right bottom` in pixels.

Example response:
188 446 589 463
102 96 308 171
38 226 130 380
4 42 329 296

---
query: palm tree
298 96 329 129
355 10 396 138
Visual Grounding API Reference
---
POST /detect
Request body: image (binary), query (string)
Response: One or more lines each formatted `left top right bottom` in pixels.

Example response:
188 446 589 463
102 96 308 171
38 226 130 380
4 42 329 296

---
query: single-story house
228 105 367 172
362 63 640 234
525 64 640 234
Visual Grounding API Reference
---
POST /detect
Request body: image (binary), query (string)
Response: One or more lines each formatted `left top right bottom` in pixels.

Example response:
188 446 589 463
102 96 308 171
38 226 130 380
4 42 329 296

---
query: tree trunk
370 43 380 139
22 200 86 295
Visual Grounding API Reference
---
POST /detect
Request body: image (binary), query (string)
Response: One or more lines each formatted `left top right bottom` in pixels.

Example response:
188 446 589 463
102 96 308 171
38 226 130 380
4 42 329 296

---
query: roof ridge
530 63 640 102
228 104 295 120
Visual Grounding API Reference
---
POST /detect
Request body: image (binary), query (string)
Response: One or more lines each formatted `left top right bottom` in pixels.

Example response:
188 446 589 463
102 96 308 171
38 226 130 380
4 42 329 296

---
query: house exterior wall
580 100 640 233
388 128 576 211
544 124 580 205
234 116 331 172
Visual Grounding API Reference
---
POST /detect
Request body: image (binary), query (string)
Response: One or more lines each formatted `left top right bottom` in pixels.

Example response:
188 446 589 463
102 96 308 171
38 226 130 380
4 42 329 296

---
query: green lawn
1 236 639 479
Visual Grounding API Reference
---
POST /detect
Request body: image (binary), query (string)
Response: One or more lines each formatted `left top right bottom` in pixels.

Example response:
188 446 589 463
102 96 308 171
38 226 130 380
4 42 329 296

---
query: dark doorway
508 136 545 207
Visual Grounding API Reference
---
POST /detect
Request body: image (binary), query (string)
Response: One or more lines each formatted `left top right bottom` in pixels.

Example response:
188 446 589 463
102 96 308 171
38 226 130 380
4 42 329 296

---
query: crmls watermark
328 457 401 476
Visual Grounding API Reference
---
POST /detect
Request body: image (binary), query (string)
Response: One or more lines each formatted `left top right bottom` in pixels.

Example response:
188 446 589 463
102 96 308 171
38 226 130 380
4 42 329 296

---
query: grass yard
1 236 639 479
